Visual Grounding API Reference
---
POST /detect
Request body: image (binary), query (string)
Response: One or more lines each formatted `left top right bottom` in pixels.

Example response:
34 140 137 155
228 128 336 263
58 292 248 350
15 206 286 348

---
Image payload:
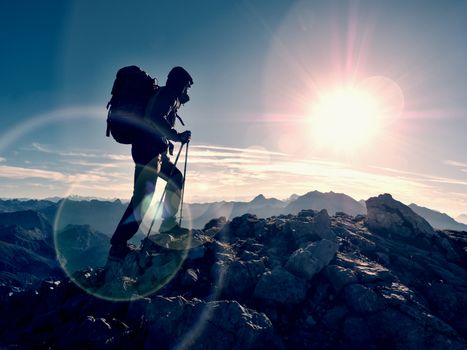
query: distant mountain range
55 224 110 274
1 191 466 232
188 191 366 228
0 210 110 289
409 203 467 232
0 210 61 288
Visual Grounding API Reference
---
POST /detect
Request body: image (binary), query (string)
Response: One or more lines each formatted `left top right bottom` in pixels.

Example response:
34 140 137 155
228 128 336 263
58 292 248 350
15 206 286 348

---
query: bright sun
308 77 405 153
309 87 382 152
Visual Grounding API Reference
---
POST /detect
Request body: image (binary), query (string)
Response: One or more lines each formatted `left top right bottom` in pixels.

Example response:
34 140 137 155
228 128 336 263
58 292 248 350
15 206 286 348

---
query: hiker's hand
179 130 191 144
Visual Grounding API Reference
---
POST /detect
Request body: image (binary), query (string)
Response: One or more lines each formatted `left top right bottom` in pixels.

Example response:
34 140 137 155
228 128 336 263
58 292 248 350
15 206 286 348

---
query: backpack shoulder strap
144 88 162 120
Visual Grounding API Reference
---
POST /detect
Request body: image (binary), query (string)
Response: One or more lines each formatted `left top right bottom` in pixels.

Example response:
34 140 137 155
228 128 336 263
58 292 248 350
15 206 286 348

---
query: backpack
106 66 158 144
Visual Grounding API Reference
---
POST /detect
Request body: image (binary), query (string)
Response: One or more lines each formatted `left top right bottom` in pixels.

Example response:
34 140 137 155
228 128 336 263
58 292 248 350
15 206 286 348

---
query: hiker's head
167 66 193 103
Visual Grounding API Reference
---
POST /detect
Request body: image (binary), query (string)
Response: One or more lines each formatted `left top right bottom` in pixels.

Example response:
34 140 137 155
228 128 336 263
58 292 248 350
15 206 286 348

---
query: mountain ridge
1 193 466 349
1 190 466 232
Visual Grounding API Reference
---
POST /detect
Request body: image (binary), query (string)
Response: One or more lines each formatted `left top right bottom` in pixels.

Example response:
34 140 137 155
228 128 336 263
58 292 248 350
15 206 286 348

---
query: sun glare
309 87 383 152
307 76 405 153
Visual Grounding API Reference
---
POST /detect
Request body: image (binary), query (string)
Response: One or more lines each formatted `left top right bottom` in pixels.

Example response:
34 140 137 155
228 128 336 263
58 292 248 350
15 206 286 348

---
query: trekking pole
179 141 189 226
146 144 184 239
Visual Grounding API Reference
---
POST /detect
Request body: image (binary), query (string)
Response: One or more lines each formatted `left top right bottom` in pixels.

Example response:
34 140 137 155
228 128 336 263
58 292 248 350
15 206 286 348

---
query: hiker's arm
165 110 190 143
147 98 180 141
157 110 188 143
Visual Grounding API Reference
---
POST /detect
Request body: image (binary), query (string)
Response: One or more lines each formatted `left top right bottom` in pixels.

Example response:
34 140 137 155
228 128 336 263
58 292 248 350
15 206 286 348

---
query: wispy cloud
191 144 287 156
0 165 110 184
31 142 131 161
3 143 467 215
182 146 433 203
372 166 467 186
444 160 467 168
0 165 66 181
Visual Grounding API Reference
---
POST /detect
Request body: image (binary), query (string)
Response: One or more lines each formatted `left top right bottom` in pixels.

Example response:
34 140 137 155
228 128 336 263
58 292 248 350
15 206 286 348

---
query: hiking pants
159 153 184 223
110 151 183 245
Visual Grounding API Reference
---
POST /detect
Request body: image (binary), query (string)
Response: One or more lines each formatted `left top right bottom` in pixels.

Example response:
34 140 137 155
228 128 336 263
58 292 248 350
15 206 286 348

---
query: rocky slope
0 210 62 289
1 194 466 349
0 211 111 290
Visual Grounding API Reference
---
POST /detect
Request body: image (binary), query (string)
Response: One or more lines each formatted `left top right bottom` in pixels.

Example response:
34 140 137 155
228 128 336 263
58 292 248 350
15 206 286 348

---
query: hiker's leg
159 154 183 231
111 156 160 245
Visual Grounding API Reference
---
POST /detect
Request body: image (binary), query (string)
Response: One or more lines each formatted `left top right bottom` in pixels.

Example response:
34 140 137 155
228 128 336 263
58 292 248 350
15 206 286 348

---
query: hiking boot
160 217 189 236
108 243 135 260
160 223 190 237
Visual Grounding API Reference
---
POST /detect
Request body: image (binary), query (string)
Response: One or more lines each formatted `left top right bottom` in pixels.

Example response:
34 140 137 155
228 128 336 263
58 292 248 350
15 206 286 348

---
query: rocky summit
1 193 466 349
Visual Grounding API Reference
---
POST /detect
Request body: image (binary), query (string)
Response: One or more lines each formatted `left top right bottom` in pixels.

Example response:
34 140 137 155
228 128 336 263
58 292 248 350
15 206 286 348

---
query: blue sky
1 0 467 217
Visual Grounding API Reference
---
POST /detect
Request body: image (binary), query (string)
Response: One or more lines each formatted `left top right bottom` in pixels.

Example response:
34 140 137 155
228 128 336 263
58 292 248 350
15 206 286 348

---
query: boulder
254 267 307 304
181 268 199 288
368 306 466 350
425 282 462 323
285 239 338 280
230 214 265 240
344 284 385 314
2 205 467 349
144 296 278 350
284 210 335 246
203 216 227 231
61 316 115 348
323 264 358 292
220 259 266 300
366 194 438 247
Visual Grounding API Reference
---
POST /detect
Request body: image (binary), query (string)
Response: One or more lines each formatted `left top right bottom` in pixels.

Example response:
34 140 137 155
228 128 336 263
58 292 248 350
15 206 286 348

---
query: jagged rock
144 296 279 349
344 284 385 314
368 306 466 350
230 214 265 240
441 230 467 264
285 239 338 280
375 252 390 265
181 268 199 288
203 216 227 231
424 282 467 335
220 259 266 300
297 209 315 218
284 209 335 246
378 282 416 307
438 235 461 262
349 234 378 253
353 214 366 222
187 244 206 260
254 267 307 304
239 250 259 261
2 203 467 349
354 263 394 284
323 264 358 292
126 297 151 325
366 194 438 246
260 223 296 267
60 316 115 348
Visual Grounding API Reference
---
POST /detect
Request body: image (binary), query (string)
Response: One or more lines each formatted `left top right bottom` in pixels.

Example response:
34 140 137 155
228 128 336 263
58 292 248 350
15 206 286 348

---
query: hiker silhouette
109 66 193 259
